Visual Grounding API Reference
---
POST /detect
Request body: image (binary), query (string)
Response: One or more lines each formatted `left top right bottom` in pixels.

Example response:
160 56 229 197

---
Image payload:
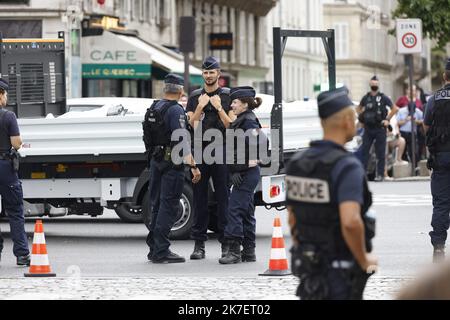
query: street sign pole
407 54 416 175
179 16 196 94
396 18 422 176
184 53 190 95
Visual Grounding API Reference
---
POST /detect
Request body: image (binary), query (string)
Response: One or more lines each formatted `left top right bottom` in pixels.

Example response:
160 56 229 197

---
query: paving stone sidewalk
0 276 413 300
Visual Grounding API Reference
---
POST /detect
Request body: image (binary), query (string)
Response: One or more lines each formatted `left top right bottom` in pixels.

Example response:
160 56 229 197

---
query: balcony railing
201 0 278 16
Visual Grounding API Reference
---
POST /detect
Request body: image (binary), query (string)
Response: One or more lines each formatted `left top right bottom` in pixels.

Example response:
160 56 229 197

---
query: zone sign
396 19 422 54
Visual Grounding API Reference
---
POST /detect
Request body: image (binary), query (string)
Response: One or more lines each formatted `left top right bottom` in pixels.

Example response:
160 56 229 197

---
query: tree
392 0 450 48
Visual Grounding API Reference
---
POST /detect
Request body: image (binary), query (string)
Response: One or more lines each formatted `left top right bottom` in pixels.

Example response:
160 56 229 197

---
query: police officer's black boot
241 247 256 262
219 240 241 264
16 255 30 266
190 240 205 260
221 242 229 258
433 244 445 263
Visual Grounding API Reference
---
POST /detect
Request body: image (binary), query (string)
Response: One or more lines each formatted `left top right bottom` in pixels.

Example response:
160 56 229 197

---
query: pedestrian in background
357 75 399 181
179 93 188 110
424 58 450 263
396 84 424 112
397 98 424 162
0 78 30 266
287 86 377 300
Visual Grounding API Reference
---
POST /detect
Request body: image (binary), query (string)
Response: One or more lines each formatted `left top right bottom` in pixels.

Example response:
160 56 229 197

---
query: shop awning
82 31 203 83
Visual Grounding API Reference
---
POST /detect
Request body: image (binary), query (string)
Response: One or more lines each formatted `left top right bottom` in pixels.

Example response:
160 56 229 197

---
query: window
139 0 145 22
143 0 149 22
0 20 42 38
333 22 349 59
0 0 29 3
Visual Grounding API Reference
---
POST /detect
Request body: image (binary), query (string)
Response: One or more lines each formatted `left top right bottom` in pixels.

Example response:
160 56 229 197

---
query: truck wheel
142 183 194 240
114 203 143 223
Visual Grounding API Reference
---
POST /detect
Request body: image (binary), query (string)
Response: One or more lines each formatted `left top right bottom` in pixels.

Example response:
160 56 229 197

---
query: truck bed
17 95 322 161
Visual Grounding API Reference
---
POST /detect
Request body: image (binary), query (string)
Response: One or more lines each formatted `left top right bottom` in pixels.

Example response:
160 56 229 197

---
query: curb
370 176 431 182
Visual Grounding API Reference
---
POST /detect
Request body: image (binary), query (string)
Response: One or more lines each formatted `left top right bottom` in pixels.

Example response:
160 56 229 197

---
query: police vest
0 109 12 154
360 93 388 128
426 85 450 153
190 87 230 133
286 143 373 259
142 99 179 150
228 110 266 172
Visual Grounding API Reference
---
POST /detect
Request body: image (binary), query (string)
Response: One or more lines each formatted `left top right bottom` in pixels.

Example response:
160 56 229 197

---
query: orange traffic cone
259 216 291 276
24 220 56 277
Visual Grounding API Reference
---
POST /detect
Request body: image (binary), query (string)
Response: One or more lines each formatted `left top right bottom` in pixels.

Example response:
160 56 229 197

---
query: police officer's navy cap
230 86 256 101
202 56 220 70
446 58 450 71
0 78 8 92
164 73 184 86
317 86 354 119
371 75 379 81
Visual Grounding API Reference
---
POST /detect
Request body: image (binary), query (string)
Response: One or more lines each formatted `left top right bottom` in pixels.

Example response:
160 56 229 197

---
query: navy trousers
361 127 386 177
191 163 229 243
146 159 185 260
224 166 260 248
0 160 29 257
430 152 450 247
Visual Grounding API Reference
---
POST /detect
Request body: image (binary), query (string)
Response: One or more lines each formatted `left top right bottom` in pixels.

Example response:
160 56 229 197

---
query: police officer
286 86 378 300
145 74 201 264
186 56 235 259
424 58 450 263
219 86 267 264
0 78 30 266
357 76 398 181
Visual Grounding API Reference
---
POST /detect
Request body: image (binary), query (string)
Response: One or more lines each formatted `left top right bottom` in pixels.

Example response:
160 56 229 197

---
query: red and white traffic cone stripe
25 220 56 277
260 216 291 276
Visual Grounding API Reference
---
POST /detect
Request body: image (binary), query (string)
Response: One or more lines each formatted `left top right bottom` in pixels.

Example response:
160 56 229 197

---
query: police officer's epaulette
220 87 230 95
190 88 203 98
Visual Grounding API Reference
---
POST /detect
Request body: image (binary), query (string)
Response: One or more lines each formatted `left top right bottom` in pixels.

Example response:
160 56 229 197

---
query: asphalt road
0 180 436 280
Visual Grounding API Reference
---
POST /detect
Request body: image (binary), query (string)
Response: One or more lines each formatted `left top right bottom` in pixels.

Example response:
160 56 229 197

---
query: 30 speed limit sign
396 19 422 54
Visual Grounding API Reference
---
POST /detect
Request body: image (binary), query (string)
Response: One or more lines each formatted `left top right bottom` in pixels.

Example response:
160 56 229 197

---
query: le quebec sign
82 31 152 79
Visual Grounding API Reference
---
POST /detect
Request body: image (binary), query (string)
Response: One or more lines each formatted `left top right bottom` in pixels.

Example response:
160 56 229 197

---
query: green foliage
392 0 450 48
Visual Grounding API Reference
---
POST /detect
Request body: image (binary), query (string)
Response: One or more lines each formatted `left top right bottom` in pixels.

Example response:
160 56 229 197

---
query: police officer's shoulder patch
285 175 330 203
179 114 186 129
190 88 203 98
220 87 230 95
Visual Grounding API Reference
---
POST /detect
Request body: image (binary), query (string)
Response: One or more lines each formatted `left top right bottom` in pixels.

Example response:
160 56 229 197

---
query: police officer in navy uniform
357 76 398 181
145 74 201 264
186 56 235 260
424 58 450 263
0 78 30 266
219 86 267 264
286 87 378 300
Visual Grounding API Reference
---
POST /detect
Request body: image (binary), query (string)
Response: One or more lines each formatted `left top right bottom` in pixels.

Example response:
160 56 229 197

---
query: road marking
373 195 432 207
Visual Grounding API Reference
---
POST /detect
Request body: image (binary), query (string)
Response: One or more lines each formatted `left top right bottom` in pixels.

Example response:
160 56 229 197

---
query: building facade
323 0 431 101
264 0 326 101
0 0 277 98
172 0 276 88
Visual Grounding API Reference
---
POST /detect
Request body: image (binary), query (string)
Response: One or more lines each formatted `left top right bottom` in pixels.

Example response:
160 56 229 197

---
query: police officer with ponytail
286 87 377 299
219 86 267 264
